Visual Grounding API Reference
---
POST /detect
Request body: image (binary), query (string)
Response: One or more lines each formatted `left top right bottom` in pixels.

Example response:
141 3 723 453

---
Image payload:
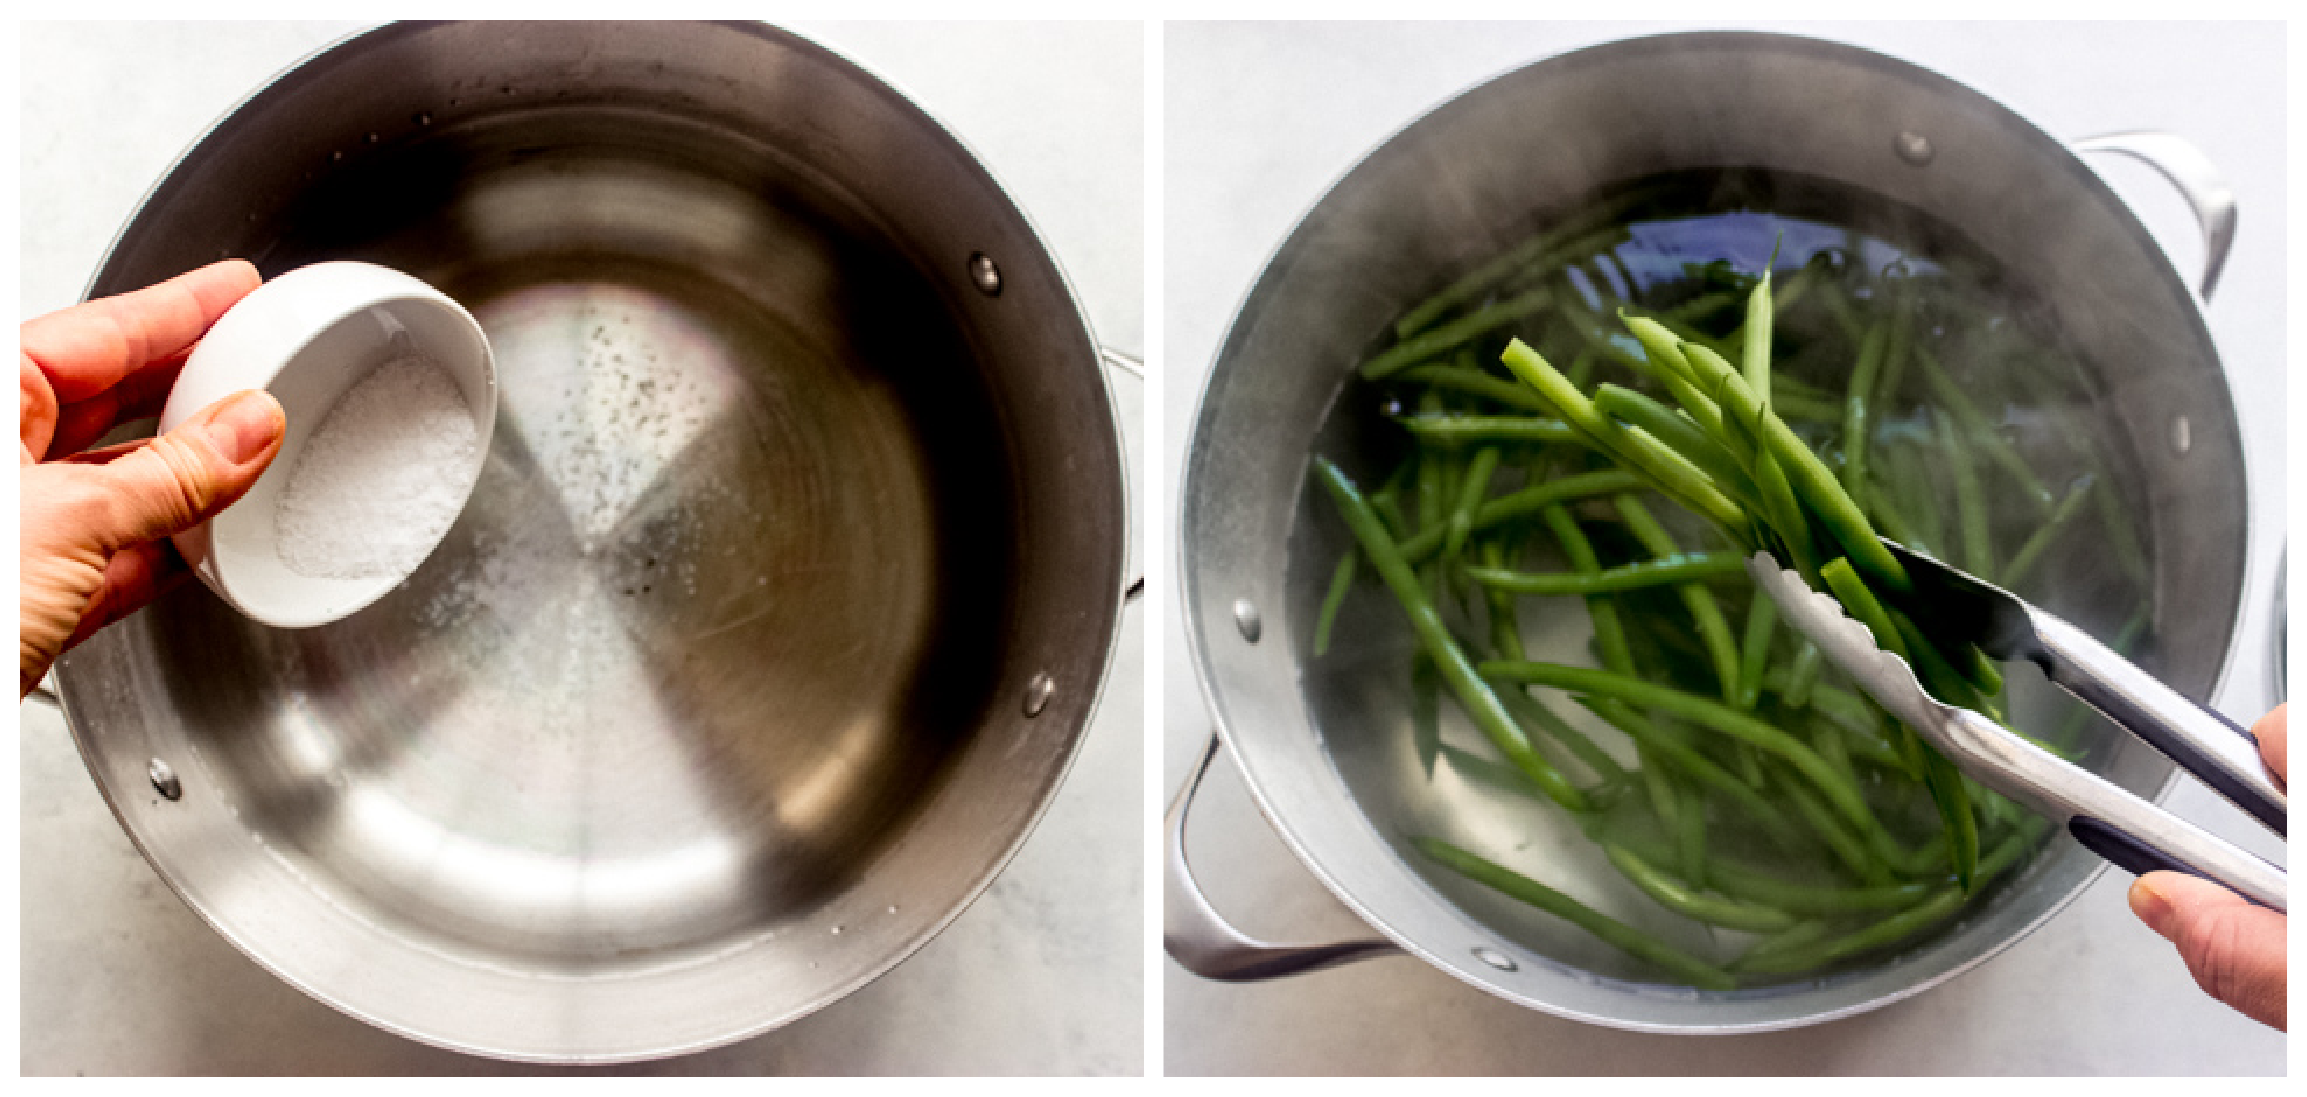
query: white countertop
1160 20 2285 1075
18 20 1144 1076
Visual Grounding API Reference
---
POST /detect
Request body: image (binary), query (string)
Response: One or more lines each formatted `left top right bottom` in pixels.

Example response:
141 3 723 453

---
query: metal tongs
1749 541 2286 912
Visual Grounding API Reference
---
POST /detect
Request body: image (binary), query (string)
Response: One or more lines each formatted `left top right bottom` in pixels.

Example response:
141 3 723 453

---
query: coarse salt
275 354 480 579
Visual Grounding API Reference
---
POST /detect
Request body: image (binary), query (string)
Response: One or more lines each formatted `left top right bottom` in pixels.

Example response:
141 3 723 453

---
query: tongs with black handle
1750 541 2286 912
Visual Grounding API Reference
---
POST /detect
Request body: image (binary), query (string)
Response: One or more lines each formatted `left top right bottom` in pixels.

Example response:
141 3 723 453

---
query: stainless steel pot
55 20 1128 1062
1171 31 2249 1033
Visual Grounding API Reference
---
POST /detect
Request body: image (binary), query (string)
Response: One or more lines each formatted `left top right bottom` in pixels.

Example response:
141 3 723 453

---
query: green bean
1500 339 1745 529
1438 741 1540 800
1669 769 1709 887
1679 341 1906 587
1735 595 1776 712
1312 549 1357 658
1559 300 1656 375
1881 439 1947 556
1544 505 1634 677
1735 894 1965 974
1815 556 1981 882
1411 651 1441 779
1936 408 1994 581
1914 347 2055 509
1371 490 1411 543
1396 365 1555 415
1394 214 1634 339
1444 446 1502 568
1592 385 1760 511
1371 455 1415 540
1465 552 1745 595
1881 609 1984 889
1766 387 1845 424
1838 318 1891 504
1780 641 1823 709
1770 671 1883 736
1604 843 1798 933
1816 279 1867 345
1478 661 1889 846
1363 288 1552 381
1393 469 1643 566
1493 679 1627 787
1735 823 2041 974
1415 393 1447 529
1818 556 1909 662
1616 495 1742 703
2091 468 2151 586
1708 860 1935 916
1667 289 1743 326
1413 838 1736 991
1478 539 1525 662
1795 705 1913 779
1873 288 1917 419
1754 449 1820 580
1742 272 1774 409
1768 371 1839 408
1620 316 1734 448
1574 698 1802 848
1397 414 1579 448
1770 758 1890 884
1315 457 1585 812
1771 262 1817 315
1564 345 1598 391
1638 750 1683 862
1960 642 2006 701
1999 474 2097 591
1654 313 1738 364
1734 921 1834 972
1863 471 1933 559
1609 423 1750 531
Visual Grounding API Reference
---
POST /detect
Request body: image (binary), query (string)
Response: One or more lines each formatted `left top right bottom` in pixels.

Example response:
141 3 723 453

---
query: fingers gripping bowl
1176 32 2248 1031
159 260 498 628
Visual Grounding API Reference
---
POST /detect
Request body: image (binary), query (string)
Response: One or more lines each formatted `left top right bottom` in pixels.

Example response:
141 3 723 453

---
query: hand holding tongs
1749 541 2286 913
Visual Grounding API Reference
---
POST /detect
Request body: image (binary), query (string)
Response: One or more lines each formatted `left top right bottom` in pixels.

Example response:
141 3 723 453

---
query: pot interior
156 100 1013 964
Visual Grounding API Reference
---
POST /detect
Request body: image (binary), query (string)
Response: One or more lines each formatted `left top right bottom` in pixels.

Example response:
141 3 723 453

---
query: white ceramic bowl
158 261 497 628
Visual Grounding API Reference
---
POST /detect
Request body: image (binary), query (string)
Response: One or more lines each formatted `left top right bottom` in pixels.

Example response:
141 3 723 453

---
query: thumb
2130 871 2288 1030
89 389 284 549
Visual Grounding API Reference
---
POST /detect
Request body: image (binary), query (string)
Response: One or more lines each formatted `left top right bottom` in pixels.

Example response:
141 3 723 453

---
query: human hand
20 260 284 697
2127 703 2288 1030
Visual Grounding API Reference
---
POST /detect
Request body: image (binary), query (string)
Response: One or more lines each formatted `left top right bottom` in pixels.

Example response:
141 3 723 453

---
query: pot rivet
413 111 432 126
330 150 343 162
366 132 380 144
1894 131 1935 166
968 252 1003 297
2171 415 2192 455
1023 672 1056 717
148 758 182 802
1472 946 1517 972
1233 599 1262 643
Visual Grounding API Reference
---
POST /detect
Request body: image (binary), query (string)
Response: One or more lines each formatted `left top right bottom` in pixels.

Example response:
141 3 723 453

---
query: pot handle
1099 346 1144 379
1165 730 1401 981
1100 346 1144 604
2073 131 2237 300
